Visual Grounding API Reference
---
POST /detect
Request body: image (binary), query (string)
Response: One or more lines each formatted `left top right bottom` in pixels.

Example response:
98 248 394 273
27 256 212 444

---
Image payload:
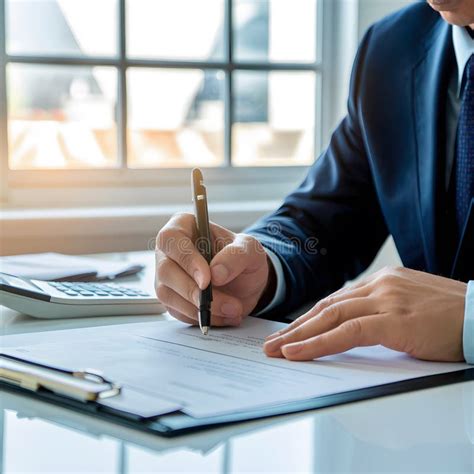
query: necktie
455 54 474 239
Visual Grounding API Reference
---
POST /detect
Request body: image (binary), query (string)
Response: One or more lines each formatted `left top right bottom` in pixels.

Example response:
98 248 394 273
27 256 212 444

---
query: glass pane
127 0 224 61
6 0 118 57
7 64 118 169
233 0 317 62
233 70 316 167
128 68 225 168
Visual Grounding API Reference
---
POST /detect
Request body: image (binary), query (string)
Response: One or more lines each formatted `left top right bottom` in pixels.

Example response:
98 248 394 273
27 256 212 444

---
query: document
0 252 144 281
1 318 470 418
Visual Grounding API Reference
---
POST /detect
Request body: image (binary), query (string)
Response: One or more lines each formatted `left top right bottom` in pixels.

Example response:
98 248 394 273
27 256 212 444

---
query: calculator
0 273 165 319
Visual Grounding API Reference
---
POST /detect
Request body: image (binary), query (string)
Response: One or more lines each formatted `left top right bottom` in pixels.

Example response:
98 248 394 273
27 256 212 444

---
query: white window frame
0 0 344 209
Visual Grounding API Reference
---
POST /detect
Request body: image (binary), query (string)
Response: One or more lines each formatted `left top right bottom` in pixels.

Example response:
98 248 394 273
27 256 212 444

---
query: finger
210 234 264 286
264 298 376 357
157 285 242 326
281 315 386 361
166 308 198 326
157 284 198 320
156 258 243 320
156 228 210 290
265 284 372 341
157 257 201 307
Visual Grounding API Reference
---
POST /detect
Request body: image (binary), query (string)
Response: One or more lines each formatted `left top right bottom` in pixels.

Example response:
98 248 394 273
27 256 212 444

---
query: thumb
210 234 265 286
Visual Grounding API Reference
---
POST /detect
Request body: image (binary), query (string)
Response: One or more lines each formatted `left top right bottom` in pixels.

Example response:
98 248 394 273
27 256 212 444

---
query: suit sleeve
246 27 389 321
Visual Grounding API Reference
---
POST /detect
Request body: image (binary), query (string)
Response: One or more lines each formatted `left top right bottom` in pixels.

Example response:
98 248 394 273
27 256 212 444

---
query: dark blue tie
455 54 474 239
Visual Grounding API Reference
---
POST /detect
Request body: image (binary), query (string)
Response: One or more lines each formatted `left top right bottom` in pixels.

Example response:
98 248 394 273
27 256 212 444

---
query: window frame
0 0 333 206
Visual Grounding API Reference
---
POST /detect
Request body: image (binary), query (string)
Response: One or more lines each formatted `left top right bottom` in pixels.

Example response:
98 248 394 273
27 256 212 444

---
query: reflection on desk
1 381 472 473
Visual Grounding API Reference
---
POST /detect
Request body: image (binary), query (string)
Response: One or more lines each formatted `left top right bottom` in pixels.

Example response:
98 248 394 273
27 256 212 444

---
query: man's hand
155 213 270 327
264 267 467 362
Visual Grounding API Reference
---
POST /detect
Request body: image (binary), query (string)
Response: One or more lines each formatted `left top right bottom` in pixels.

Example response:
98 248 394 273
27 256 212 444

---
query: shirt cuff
463 281 474 364
255 248 286 316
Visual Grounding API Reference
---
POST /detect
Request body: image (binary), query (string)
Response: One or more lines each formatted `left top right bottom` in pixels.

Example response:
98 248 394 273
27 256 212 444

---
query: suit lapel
412 21 453 274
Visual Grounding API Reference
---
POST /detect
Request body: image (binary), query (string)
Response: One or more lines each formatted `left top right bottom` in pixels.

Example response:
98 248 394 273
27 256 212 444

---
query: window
1 0 325 204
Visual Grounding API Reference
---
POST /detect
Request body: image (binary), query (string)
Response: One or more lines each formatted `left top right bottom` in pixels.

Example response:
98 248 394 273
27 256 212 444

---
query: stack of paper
0 252 144 281
1 318 470 419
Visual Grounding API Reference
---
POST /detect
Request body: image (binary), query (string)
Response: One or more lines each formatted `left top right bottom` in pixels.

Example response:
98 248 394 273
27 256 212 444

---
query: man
155 1 474 364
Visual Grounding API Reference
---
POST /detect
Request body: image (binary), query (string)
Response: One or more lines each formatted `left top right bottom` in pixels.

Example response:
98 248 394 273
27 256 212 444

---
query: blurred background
0 0 410 265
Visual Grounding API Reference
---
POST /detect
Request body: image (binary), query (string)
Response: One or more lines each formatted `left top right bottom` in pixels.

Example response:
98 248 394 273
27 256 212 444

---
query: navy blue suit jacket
247 3 473 320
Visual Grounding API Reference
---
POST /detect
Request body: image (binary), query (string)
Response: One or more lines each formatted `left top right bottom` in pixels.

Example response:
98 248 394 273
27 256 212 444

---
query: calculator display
0 274 45 293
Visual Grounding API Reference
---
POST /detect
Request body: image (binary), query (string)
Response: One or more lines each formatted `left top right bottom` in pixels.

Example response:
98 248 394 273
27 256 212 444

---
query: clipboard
1 353 473 438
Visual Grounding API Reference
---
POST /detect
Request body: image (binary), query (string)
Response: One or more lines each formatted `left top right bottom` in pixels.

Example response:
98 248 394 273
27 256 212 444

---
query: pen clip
191 168 206 201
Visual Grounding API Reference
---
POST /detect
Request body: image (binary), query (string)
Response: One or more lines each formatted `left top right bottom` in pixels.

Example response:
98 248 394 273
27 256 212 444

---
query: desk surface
1 252 473 473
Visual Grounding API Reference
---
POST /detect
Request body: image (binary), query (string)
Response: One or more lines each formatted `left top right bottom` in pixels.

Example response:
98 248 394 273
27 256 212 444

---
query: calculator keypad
49 282 150 298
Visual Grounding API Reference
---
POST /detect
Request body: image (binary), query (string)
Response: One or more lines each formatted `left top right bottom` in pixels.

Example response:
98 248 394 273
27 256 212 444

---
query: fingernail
265 331 282 341
211 264 229 284
192 287 200 306
264 336 283 352
194 270 204 289
283 343 303 356
221 302 240 317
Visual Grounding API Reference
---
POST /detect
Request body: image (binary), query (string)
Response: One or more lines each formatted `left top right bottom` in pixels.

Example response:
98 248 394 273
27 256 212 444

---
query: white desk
1 252 473 473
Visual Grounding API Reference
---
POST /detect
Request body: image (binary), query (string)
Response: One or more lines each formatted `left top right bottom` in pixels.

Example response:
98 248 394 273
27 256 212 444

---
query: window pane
6 0 118 57
233 70 315 167
8 64 118 169
128 68 225 168
127 0 224 61
233 0 317 63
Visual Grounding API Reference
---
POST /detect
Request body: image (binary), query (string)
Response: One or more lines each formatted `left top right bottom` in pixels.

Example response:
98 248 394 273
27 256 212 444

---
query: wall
358 0 415 35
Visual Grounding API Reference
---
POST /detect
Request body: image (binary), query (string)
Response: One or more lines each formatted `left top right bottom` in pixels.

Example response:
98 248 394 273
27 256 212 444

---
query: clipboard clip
70 368 122 399
0 354 121 402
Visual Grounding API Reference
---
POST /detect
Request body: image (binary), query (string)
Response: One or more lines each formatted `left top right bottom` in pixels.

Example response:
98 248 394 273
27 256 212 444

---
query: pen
191 168 213 336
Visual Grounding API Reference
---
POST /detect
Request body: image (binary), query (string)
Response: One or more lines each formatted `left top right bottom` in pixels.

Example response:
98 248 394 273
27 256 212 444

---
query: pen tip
201 326 209 336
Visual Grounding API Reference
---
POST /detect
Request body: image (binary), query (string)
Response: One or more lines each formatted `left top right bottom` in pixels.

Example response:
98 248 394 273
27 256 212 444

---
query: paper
0 252 144 281
1 318 470 419
99 387 182 418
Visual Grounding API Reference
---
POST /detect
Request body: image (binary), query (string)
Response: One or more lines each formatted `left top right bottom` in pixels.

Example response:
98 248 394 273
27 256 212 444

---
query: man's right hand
155 213 272 327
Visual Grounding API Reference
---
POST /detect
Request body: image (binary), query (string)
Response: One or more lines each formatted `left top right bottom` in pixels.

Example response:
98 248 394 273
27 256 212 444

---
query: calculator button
109 292 124 297
79 291 95 296
94 292 110 296
64 291 79 296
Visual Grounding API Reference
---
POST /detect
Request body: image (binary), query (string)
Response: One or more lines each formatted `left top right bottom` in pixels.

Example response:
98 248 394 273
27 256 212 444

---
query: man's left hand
263 267 467 362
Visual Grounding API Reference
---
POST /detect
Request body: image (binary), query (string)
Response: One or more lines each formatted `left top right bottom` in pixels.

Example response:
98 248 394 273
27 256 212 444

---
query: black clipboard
1 366 473 437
